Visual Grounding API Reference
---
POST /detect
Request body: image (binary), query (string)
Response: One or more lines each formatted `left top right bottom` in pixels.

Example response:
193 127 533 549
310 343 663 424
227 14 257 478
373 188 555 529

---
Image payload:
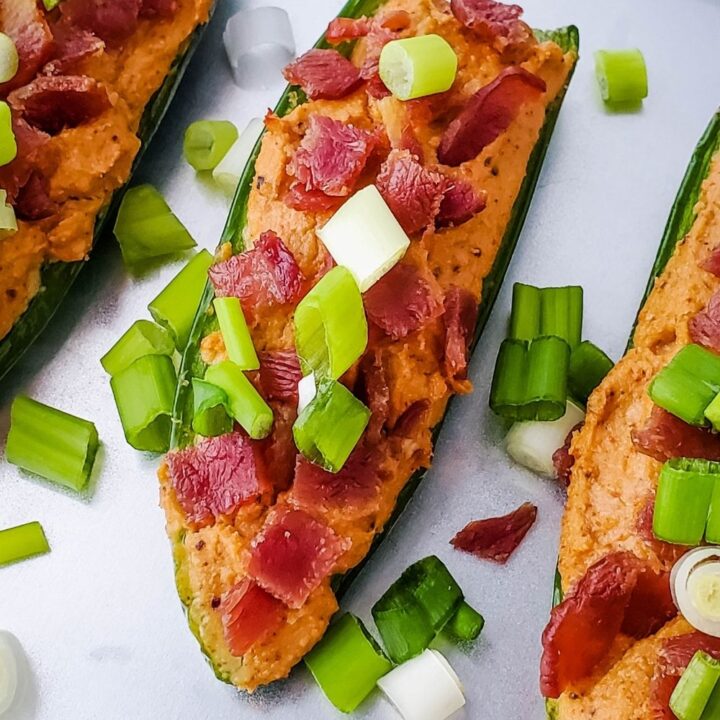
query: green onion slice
191 378 233 438
706 480 720 545
378 34 458 101
0 522 50 567
653 458 719 545
110 354 177 452
204 360 273 439
114 184 196 266
0 190 17 236
183 120 238 172
670 651 720 720
304 614 392 713
594 49 648 105
648 344 720 426
568 340 613 403
0 33 18 85
213 297 259 370
100 319 175 376
148 249 214 351
294 266 368 380
0 101 17 167
705 392 720 432
292 377 369 472
6 396 99 491
445 601 485 642
0 631 19 714
212 117 263 196
672 548 720 638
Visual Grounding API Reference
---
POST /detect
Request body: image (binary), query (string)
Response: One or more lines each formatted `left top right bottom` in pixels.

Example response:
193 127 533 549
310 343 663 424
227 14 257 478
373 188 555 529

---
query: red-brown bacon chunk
139 0 178 19
357 348 390 444
540 551 677 698
60 0 142 47
632 406 720 463
14 170 56 221
552 423 583 486
43 22 105 76
248 508 349 608
701 246 720 278
359 10 412 83
283 49 362 101
9 75 111 136
438 67 546 167
442 286 477 390
0 0 55 96
364 262 444 340
284 185 343 213
437 179 487 227
0 118 49 204
166 432 271 528
451 501 537 563
219 579 285 657
325 16 372 44
257 350 303 403
208 231 305 317
689 291 720 354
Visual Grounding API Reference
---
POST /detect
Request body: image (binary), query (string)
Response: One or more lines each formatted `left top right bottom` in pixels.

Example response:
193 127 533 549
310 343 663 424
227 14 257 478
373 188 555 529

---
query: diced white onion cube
0 632 19 716
504 400 585 478
316 185 410 292
212 117 264 196
377 649 466 720
297 373 317 415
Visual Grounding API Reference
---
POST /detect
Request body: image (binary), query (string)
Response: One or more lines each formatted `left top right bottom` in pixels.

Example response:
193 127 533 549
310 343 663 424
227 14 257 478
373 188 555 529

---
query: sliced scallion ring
100 319 175 376
191 378 233 438
0 101 17 167
445 601 485 642
0 631 19 715
0 190 17 236
671 548 720 638
212 117 263 195
568 341 613 403
669 650 720 720
213 297 258 370
0 522 50 567
0 34 18 85
297 372 316 415
183 120 238 172
594 49 648 105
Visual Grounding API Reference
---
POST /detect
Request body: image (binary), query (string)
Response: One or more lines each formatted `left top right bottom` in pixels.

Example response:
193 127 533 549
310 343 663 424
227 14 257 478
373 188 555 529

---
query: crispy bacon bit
219 579 285 657
60 0 142 46
437 180 487 227
364 262 444 340
9 75 111 135
359 10 411 97
632 406 720 462
284 185 343 213
282 49 362 101
208 231 304 317
0 118 49 204
366 74 391 100
325 16 371 44
442 286 477 389
701 246 720 278
139 0 178 19
259 403 296 493
257 350 303 403
43 23 105 76
689 291 720 353
552 423 582 486
540 552 677 698
357 348 390 444
438 67 546 167
451 501 537 563
248 509 349 608
289 115 378 198
0 0 55 96
14 171 56 221
166 432 270 528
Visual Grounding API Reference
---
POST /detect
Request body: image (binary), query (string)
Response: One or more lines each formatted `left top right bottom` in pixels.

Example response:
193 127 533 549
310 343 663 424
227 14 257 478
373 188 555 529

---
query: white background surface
1 1 719 718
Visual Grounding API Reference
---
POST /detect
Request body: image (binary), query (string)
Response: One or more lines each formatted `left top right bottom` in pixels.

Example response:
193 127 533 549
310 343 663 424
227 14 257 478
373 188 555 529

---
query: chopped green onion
304 614 392 713
489 336 570 421
509 283 583 347
672 548 720 638
213 297 258 370
648 344 720 426
294 266 368 380
0 522 50 567
110 354 177 452
183 120 238 172
568 340 613 403
148 249 213 351
6 396 99 491
508 283 541 341
191 378 232 437
212 117 263 195
0 101 17 167
100 319 175 376
0 631 19 714
316 186 410 292
114 184 196 266
403 556 463 632
42 0 62 9
378 34 458 101
594 49 648 105
204 360 273 439
297 372 316 415
653 458 719 545
0 190 17 236
445 601 485 642
0 34 18 84
705 392 720 432
706 480 720 545
670 651 720 720
293 378 370 472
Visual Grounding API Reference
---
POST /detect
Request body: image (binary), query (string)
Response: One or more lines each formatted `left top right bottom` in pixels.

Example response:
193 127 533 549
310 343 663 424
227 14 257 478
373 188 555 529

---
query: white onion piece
0 34 18 84
223 7 295 89
212 117 264 196
297 373 316 415
377 649 465 720
0 632 19 716
316 185 410 292
504 400 585 478
671 547 720 637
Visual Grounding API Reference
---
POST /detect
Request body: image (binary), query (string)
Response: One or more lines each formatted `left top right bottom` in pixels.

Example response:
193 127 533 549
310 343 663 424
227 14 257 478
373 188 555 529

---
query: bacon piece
208 231 304 317
248 509 349 608
359 10 412 82
257 351 302 403
60 0 141 46
166 432 270 528
689 291 720 353
437 180 487 227
632 406 720 462
438 67 546 167
283 49 362 101
0 118 50 204
259 403 296 493
552 423 582 486
289 115 378 198
701 246 720 278
14 171 56 221
0 0 55 96
540 552 677 698
325 16 371 44
364 262 444 340
139 0 178 19
451 501 537 563
357 348 390 444
650 633 720 720
44 21 105 76
284 185 342 213
292 445 381 515
442 286 477 388
219 579 285 656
